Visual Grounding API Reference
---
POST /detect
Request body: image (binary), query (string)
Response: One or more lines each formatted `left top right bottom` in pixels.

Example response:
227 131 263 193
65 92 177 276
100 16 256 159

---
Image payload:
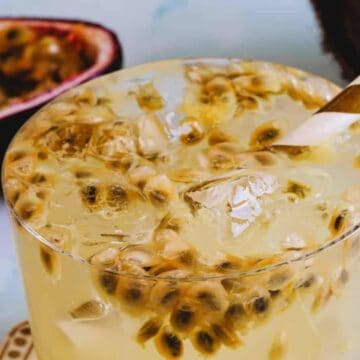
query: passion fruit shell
0 17 122 168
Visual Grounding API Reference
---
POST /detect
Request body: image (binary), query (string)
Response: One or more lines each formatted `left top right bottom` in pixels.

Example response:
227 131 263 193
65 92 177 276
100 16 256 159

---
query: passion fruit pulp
0 17 122 171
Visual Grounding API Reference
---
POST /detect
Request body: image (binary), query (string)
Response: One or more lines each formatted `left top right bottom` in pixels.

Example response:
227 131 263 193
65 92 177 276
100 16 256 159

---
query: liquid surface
3 59 360 276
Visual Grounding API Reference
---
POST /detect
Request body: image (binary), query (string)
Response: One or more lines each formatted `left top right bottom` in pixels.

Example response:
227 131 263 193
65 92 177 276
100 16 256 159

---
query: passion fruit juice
3 59 360 360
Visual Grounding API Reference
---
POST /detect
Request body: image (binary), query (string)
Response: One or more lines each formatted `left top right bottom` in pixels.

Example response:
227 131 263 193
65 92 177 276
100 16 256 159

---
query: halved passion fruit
0 17 122 163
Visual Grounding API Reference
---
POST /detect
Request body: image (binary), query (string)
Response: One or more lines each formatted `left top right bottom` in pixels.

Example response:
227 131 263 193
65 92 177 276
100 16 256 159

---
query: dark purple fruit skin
310 0 360 81
0 17 123 188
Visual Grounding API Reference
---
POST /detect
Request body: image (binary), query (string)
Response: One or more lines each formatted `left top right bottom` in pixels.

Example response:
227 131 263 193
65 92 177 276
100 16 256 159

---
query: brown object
311 0 360 81
0 322 35 359
318 84 360 113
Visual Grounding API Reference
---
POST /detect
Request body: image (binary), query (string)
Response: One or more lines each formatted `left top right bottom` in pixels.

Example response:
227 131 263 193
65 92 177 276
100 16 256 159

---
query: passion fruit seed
123 287 143 305
81 184 102 208
158 214 182 233
296 273 317 289
136 317 162 344
170 304 197 333
136 83 164 111
150 281 181 310
225 303 246 327
284 180 311 199
188 281 228 314
99 272 118 295
155 328 183 359
204 76 233 98
249 123 281 150
161 289 180 306
17 200 39 220
177 250 196 267
192 329 220 355
30 172 47 184
144 174 176 206
39 244 58 276
6 27 20 40
180 119 204 145
207 146 236 170
236 96 259 113
106 184 127 209
211 323 241 348
232 74 283 97
208 127 232 146
70 300 107 320
215 255 244 273
117 279 150 310
329 209 348 236
74 169 92 179
3 177 25 205
271 145 310 158
252 296 270 314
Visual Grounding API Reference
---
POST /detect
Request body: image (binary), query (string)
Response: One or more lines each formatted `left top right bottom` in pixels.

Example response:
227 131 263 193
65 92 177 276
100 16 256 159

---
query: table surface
0 0 345 341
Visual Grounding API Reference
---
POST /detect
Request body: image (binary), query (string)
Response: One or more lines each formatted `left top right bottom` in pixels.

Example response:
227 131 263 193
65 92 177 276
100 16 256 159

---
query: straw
274 75 360 146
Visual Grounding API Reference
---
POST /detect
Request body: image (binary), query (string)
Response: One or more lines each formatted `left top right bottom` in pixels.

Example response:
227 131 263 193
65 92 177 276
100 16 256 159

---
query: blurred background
0 0 347 340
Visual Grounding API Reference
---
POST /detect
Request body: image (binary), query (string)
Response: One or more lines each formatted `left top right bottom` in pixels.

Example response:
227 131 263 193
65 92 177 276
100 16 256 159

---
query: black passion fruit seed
99 272 118 295
124 287 143 304
225 303 245 324
136 317 162 344
155 329 183 359
329 210 348 235
171 305 196 332
81 184 100 206
252 297 269 314
193 330 220 355
297 273 316 289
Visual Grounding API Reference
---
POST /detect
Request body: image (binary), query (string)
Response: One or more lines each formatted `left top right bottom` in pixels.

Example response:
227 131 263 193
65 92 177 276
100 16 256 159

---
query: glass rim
3 57 359 281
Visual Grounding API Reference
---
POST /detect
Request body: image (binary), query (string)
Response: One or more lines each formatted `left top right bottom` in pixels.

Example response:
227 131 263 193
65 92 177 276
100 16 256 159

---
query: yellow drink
3 59 360 359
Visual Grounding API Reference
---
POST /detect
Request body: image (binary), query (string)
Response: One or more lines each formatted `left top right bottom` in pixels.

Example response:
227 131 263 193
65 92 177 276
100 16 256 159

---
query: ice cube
58 309 122 350
184 171 277 239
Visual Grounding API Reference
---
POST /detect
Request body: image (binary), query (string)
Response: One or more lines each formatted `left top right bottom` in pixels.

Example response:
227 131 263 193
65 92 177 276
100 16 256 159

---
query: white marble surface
0 0 344 341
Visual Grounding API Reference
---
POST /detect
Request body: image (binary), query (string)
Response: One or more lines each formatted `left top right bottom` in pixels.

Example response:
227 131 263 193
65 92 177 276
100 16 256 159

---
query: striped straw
274 76 360 146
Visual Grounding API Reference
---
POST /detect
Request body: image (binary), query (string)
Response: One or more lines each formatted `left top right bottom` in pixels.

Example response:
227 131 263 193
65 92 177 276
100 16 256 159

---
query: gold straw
274 76 360 146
